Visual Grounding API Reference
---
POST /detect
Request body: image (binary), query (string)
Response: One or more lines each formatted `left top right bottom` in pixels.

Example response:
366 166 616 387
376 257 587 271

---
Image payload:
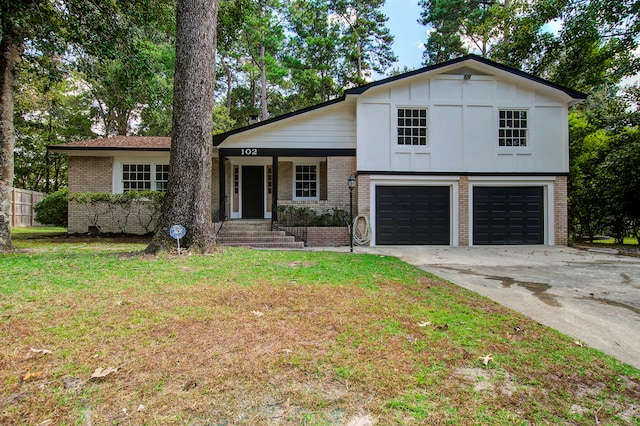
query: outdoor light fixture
463 74 472 81
348 176 356 252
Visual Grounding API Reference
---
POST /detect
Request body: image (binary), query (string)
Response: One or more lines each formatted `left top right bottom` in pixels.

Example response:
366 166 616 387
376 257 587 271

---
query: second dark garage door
376 186 450 245
473 186 544 245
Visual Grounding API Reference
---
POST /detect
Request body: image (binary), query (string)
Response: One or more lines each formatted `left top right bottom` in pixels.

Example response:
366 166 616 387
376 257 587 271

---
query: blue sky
381 0 426 71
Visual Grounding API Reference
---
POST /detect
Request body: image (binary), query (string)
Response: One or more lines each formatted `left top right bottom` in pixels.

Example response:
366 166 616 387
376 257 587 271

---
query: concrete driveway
358 246 640 369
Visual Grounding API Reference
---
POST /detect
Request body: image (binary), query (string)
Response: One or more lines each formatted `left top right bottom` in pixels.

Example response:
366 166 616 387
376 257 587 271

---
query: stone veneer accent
554 175 568 245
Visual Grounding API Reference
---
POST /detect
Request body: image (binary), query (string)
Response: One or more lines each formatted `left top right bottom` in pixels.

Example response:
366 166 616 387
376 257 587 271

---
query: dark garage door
473 186 544 245
376 186 450 245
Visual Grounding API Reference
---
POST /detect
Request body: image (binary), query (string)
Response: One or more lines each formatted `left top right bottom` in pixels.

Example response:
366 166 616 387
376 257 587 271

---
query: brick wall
554 176 568 245
458 176 469 246
305 226 350 247
68 157 113 234
326 156 356 209
275 156 355 213
278 161 293 200
356 174 370 218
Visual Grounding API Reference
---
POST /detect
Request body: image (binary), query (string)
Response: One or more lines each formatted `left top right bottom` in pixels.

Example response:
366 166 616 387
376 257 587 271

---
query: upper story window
294 164 318 200
499 110 528 147
397 107 427 146
122 163 169 192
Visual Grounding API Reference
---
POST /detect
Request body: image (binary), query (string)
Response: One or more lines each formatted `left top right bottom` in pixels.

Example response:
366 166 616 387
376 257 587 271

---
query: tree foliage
569 86 640 243
418 0 639 90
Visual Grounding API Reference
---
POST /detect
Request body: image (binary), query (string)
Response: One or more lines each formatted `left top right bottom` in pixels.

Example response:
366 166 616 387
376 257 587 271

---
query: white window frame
292 162 320 201
498 109 529 148
396 107 428 147
113 158 170 193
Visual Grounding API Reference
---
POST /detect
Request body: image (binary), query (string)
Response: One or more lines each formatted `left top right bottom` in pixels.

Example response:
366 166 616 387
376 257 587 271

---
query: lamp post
348 175 356 252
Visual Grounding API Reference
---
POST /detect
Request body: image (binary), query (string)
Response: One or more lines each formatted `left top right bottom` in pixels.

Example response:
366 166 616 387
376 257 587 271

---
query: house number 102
241 148 258 156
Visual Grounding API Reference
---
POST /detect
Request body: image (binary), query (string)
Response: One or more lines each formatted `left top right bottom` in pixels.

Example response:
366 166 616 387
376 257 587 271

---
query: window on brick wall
294 164 318 200
122 163 169 192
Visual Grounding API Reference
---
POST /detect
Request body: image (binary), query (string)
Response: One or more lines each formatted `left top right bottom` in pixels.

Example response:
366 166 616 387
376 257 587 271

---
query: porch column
272 155 278 222
218 155 226 220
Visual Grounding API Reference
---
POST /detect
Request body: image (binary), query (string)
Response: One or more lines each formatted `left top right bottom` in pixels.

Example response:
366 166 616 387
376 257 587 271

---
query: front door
242 166 264 219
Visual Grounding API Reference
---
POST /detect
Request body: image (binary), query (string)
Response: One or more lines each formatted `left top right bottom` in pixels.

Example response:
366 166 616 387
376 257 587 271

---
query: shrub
34 189 69 227
68 191 165 234
276 205 349 227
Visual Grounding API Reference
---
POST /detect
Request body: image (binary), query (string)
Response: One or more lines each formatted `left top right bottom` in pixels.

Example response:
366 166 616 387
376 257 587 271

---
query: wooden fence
10 188 46 227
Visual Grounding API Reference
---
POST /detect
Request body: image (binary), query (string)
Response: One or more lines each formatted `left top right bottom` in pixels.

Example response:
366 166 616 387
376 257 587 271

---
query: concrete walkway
327 245 640 369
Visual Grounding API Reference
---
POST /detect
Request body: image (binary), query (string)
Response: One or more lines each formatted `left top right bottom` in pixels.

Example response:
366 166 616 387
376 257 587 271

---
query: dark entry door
376 186 450 245
242 166 264 219
473 186 544 245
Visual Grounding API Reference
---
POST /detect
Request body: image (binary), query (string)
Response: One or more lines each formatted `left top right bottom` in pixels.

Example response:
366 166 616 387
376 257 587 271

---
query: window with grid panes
498 110 528 147
397 108 427 146
122 164 151 191
294 165 318 199
122 163 169 192
155 164 169 192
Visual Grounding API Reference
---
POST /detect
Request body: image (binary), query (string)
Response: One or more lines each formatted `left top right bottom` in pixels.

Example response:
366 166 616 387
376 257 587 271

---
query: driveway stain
621 273 632 284
578 297 640 316
430 266 563 307
487 275 563 308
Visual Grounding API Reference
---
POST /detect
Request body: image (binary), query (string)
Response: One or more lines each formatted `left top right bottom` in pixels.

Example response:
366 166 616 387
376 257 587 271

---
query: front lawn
1 241 638 424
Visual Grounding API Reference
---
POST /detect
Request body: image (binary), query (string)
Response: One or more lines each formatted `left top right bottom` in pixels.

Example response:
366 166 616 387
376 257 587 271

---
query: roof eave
346 54 588 102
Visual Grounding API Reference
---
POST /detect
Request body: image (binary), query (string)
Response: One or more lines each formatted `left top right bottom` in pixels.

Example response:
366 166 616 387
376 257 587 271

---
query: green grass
590 236 639 245
1 240 639 424
10 226 67 239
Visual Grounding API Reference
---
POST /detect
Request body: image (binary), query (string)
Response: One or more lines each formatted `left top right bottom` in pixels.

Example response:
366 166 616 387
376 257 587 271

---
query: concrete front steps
216 219 304 249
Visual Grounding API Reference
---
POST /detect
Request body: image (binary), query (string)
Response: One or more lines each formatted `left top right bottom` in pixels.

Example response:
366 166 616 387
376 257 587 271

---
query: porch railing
213 197 227 237
272 207 308 245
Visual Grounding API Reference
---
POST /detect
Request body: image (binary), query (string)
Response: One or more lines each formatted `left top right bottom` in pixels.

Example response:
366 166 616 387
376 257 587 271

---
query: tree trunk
0 37 21 252
146 0 218 254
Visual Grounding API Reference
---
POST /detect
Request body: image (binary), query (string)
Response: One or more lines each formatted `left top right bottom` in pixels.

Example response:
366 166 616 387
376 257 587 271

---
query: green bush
34 189 69 227
277 205 349 226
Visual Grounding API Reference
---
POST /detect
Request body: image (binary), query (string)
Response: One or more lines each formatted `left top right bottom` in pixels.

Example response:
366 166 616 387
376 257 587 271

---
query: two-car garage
373 182 549 246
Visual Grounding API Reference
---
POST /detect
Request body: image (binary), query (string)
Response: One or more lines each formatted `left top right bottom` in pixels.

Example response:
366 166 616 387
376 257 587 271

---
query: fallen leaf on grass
26 348 53 359
90 367 118 379
22 371 44 381
479 354 493 366
417 321 431 327
251 310 264 317
574 341 584 347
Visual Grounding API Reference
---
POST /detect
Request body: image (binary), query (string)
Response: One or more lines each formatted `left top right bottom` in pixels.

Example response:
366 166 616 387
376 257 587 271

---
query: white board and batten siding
357 70 570 174
221 103 356 150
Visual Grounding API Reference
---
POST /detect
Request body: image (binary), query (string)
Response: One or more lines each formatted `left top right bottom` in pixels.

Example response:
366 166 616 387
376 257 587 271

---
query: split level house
49 55 586 246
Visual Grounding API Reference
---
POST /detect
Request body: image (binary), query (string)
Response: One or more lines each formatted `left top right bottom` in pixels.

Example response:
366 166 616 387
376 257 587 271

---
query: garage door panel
473 186 544 245
376 186 450 245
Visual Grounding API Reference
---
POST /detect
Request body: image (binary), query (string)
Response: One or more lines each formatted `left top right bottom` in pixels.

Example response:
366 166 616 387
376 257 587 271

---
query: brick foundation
305 226 350 247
